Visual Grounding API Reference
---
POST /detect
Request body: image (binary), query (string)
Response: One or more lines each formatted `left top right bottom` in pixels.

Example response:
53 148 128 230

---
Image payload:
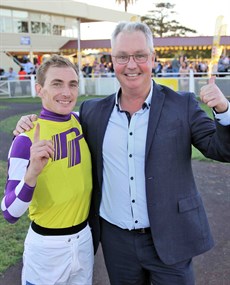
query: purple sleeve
1 135 35 223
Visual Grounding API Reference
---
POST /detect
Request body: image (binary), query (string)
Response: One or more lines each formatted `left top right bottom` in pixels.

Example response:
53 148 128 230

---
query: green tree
116 0 136 12
141 2 197 37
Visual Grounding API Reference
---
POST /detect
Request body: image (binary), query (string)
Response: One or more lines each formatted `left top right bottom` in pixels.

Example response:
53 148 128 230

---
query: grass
0 97 41 104
0 114 37 134
0 95 102 105
0 160 30 275
0 105 9 110
0 96 213 275
0 95 103 135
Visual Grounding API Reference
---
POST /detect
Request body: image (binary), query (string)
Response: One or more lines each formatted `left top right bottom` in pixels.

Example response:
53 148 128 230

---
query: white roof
0 0 140 23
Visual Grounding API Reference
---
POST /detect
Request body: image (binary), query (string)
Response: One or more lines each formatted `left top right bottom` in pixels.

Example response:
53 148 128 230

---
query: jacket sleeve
189 94 230 161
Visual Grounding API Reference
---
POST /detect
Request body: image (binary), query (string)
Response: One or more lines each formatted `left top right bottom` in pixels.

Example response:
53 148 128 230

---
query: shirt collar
39 107 71 122
115 81 153 112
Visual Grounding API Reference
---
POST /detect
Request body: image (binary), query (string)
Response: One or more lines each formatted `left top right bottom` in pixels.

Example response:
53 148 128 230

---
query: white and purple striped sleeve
1 134 35 223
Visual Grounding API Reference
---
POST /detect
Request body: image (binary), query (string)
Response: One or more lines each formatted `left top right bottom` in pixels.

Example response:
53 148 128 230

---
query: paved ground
0 101 229 285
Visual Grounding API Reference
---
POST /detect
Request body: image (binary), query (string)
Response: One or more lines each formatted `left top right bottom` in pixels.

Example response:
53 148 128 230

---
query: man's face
112 31 155 94
36 67 78 115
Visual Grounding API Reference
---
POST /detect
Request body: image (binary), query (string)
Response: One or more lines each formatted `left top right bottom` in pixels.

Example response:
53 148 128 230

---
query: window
30 13 41 21
31 21 41 34
0 9 77 37
12 10 28 18
53 25 65 35
42 22 51 35
0 9 29 33
14 20 29 33
64 18 78 38
41 14 51 22
0 17 13 33
0 9 12 32
52 15 65 25
0 8 11 17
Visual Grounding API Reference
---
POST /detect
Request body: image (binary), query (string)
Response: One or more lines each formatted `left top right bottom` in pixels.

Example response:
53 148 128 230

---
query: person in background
22 58 35 75
18 66 27 95
179 61 190 90
154 59 163 77
12 22 230 285
217 55 230 76
1 55 93 285
82 62 92 78
0 68 5 78
28 66 36 75
92 59 101 77
171 56 180 76
5 67 17 96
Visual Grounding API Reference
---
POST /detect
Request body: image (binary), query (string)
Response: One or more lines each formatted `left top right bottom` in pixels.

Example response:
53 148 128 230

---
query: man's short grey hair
111 21 154 53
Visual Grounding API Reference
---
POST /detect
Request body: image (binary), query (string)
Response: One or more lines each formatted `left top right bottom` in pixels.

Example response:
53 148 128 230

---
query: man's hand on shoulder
13 114 38 136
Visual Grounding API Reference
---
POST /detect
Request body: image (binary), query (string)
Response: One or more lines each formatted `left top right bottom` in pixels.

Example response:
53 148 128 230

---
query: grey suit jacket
79 80 230 265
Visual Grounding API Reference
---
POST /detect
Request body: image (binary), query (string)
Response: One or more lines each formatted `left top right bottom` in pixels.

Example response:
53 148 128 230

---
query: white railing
80 70 230 98
0 74 36 98
0 72 230 99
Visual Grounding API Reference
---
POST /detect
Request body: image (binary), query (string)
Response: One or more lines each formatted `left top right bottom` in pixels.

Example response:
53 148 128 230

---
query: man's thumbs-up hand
200 76 229 113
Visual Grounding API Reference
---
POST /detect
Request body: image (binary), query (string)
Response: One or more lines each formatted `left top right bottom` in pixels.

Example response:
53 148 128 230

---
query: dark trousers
100 218 195 285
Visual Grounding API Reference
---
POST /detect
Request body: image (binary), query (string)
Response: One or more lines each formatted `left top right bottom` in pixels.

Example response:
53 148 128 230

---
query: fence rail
0 71 230 99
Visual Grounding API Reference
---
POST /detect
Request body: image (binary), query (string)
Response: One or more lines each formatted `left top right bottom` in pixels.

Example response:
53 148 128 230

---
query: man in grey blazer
14 22 230 285
79 22 230 285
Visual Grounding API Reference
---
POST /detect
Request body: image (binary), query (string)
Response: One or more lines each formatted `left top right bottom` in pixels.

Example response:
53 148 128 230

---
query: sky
76 0 230 40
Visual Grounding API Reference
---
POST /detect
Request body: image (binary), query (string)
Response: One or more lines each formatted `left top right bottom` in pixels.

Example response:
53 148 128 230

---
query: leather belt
100 218 151 234
129 227 151 234
31 220 87 236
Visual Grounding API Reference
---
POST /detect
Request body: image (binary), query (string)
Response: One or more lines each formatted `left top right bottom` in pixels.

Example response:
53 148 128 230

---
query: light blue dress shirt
214 103 230 125
100 83 153 230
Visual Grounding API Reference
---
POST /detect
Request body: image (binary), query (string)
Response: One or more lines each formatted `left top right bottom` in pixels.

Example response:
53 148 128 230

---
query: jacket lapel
145 82 165 159
96 94 115 186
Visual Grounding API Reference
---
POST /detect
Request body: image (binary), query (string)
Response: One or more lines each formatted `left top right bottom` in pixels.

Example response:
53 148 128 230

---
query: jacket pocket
178 194 202 213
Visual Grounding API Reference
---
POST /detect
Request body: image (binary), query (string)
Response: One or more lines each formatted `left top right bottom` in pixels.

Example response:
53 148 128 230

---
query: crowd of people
1 21 230 285
0 52 229 99
217 54 230 75
81 54 230 80
1 53 230 93
81 56 114 78
153 54 230 78
0 58 38 96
